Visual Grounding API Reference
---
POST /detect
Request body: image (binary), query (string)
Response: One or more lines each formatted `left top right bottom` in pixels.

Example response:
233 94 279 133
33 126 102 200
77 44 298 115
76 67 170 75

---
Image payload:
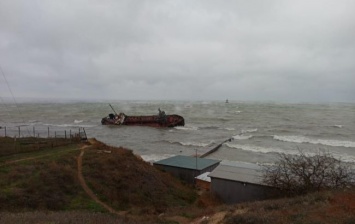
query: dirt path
77 147 124 216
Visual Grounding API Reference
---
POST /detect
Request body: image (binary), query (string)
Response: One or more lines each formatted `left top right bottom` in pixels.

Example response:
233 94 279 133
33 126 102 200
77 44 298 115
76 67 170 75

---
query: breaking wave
140 154 175 163
174 126 199 131
175 141 212 147
221 127 236 131
224 143 355 163
232 135 253 140
225 143 299 155
331 125 343 128
273 135 355 148
43 123 96 128
241 128 258 134
74 120 83 124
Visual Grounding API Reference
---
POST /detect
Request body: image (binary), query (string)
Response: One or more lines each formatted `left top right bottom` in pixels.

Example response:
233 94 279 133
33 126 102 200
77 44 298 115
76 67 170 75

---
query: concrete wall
210 177 276 204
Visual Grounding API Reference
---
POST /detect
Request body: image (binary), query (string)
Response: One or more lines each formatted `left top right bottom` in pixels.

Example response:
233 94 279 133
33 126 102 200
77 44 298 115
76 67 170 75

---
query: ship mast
109 104 118 115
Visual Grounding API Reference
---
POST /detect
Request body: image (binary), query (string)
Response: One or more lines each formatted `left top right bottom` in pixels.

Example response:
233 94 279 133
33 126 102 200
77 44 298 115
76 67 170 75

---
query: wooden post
65 130 67 139
48 127 49 138
33 126 35 137
4 126 6 137
18 126 20 138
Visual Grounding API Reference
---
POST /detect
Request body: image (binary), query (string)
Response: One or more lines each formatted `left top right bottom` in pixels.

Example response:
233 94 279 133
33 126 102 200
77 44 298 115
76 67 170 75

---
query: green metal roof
153 155 220 170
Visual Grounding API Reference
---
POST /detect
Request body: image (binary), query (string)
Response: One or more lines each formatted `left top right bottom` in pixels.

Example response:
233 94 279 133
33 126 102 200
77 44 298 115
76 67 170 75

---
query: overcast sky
0 0 354 103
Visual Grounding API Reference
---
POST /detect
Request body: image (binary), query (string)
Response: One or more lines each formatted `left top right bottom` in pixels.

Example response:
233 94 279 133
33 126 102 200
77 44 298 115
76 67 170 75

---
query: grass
81 140 197 214
1 136 354 223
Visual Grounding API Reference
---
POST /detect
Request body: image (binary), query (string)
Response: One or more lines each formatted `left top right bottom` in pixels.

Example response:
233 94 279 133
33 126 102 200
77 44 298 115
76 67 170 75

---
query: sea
1 101 355 167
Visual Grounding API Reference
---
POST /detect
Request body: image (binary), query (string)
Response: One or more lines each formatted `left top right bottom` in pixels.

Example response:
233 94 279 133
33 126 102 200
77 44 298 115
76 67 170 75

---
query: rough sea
1 101 354 167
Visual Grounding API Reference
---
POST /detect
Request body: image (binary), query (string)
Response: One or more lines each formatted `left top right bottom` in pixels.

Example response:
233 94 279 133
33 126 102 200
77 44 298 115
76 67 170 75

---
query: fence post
4 126 6 137
18 126 20 138
65 130 67 139
33 126 35 137
48 127 49 138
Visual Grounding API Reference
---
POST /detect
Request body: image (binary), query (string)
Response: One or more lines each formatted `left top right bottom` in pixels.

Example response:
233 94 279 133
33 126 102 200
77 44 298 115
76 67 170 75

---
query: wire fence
0 125 87 140
0 126 88 157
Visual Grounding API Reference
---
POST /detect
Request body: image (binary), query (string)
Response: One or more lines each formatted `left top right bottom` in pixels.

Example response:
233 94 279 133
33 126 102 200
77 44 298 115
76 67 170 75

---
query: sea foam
232 135 253 140
140 154 175 163
225 143 299 155
224 143 355 163
241 128 258 134
174 126 199 131
273 135 355 148
74 120 83 124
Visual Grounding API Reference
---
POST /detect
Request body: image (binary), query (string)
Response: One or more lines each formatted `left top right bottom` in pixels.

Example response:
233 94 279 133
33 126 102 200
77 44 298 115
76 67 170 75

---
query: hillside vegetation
0 136 354 224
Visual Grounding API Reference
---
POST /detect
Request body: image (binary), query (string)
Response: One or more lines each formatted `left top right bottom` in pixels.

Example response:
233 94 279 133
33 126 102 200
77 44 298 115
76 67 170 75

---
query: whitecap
177 141 211 147
140 154 175 163
332 125 343 128
225 143 299 155
224 143 355 163
232 135 252 140
273 135 355 148
174 126 199 131
74 120 83 124
241 128 258 134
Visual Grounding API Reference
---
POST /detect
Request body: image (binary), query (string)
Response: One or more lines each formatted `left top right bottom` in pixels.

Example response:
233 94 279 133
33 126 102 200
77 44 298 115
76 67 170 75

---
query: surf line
194 137 232 158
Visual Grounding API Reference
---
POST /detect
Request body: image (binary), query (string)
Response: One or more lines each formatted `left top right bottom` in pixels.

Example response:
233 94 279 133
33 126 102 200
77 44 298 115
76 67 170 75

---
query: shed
208 164 277 204
195 172 211 190
153 155 220 184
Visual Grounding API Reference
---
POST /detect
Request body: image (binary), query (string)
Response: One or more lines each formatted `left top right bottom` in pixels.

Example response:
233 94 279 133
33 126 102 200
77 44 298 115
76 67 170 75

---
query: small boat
101 105 185 128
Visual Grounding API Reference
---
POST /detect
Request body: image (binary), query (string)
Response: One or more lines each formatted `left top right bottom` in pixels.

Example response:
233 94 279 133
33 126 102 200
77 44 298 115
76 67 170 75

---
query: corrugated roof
208 164 266 185
153 155 220 170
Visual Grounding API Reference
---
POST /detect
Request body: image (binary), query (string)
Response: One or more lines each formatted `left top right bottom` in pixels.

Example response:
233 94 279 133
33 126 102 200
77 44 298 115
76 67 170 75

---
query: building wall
154 163 219 184
195 179 210 190
210 177 276 204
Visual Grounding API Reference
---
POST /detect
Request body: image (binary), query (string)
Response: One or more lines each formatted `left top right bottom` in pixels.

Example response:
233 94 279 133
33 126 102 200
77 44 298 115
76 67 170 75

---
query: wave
241 128 258 134
43 123 96 128
174 126 199 131
74 120 83 124
331 125 343 128
200 126 220 130
176 141 212 147
224 143 355 163
221 127 236 131
273 135 355 148
28 120 40 123
225 143 299 155
232 135 253 140
140 154 175 163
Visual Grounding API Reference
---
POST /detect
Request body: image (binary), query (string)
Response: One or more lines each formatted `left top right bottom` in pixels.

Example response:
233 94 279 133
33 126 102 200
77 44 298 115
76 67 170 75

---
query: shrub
263 150 355 195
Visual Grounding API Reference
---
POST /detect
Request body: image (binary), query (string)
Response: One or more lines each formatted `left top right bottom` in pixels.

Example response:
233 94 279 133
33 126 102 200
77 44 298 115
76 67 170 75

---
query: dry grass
1 137 354 224
82 139 197 214
223 188 355 224
0 211 130 224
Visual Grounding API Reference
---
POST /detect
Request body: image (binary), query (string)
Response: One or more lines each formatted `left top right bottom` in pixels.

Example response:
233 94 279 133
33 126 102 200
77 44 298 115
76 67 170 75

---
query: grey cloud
0 0 354 102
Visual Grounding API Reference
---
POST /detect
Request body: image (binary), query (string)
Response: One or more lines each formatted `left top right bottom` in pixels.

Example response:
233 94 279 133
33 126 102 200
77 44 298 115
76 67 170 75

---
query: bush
263 150 355 194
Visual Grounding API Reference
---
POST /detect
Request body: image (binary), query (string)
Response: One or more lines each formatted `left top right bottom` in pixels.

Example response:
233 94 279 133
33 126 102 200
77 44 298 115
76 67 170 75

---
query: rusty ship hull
101 113 185 128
